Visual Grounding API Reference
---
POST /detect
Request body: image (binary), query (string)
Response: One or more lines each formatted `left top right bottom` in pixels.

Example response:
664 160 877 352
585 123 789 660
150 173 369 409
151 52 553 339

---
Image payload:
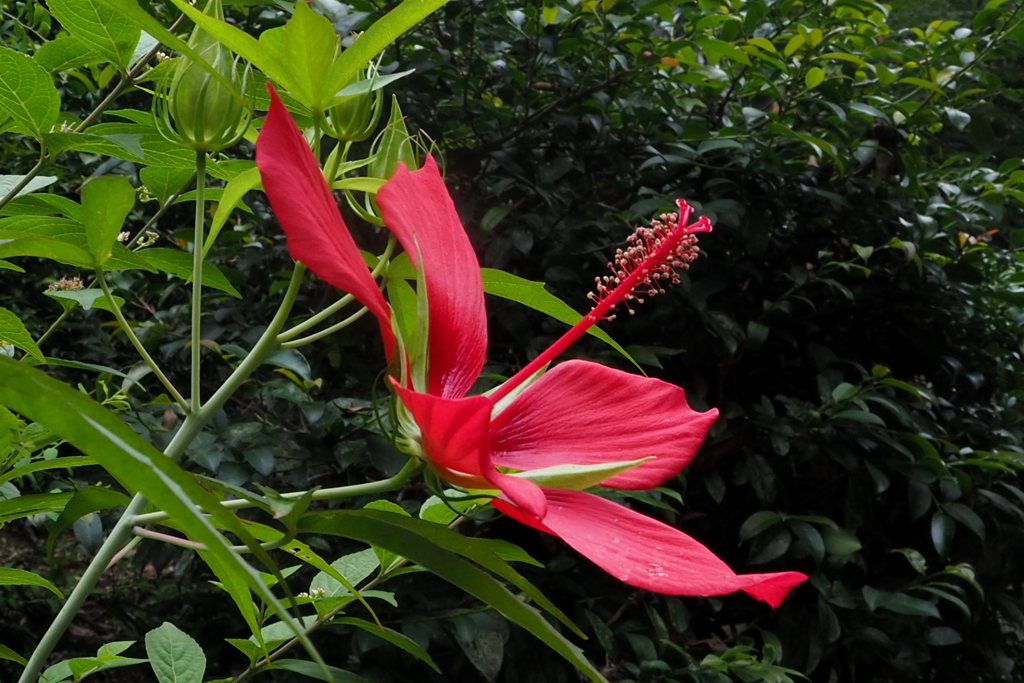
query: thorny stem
17 263 307 683
192 153 208 411
96 270 191 412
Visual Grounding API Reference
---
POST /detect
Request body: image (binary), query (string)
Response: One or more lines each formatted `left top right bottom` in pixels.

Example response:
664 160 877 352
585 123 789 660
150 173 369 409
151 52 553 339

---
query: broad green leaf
0 358 325 669
480 268 639 370
45 289 125 313
299 511 603 681
42 132 146 162
310 549 380 598
2 193 81 219
278 1 343 113
0 567 63 598
514 458 650 490
47 485 131 555
140 166 195 206
333 617 440 672
34 35 104 72
145 622 206 683
48 0 141 71
0 643 27 666
82 176 136 265
137 248 242 297
0 48 60 140
329 0 452 105
205 166 261 258
0 175 57 199
0 491 73 524
0 455 97 486
0 307 44 362
805 66 826 89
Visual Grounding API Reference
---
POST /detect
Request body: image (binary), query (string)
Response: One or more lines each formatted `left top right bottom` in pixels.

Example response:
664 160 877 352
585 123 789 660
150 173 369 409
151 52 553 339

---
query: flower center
588 200 710 320
490 199 712 404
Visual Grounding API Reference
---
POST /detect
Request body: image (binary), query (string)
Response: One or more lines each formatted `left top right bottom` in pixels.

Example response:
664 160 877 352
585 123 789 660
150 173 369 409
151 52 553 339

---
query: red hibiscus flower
256 86 806 607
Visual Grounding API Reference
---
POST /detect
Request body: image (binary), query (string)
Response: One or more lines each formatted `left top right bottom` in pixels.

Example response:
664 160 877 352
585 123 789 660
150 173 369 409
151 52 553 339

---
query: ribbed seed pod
325 67 384 143
156 0 249 153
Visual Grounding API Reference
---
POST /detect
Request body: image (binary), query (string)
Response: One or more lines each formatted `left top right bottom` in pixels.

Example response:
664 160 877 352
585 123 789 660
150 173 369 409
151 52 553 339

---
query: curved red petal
493 490 806 606
255 85 394 356
489 360 718 489
392 382 547 518
376 157 486 399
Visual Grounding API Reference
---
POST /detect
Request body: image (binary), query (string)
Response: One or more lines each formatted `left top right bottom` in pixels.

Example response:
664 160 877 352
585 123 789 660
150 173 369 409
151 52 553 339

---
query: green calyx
325 67 384 143
155 0 250 153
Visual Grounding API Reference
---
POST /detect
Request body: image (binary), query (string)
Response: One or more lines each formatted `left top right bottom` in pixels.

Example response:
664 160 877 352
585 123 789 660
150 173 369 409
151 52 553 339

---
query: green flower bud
156 0 249 153
325 68 384 143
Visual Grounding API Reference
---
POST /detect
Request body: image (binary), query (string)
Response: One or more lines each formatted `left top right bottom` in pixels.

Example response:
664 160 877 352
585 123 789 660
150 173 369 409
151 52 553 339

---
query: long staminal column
490 200 712 404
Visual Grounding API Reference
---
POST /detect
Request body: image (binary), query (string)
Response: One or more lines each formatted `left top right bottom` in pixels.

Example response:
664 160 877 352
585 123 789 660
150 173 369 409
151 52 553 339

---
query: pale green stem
17 264 306 683
126 173 196 250
96 270 190 412
276 237 395 343
279 306 370 349
34 308 72 348
132 525 296 553
192 153 208 412
131 458 422 526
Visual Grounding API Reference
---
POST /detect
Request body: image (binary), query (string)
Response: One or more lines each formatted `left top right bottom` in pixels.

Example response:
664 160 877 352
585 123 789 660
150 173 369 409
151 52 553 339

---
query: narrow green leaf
82 176 136 265
0 455 97 486
205 166 261 258
327 0 452 104
333 617 440 672
0 567 64 598
145 622 206 683
47 486 131 555
0 643 27 666
480 268 639 370
0 48 60 139
48 0 141 70
272 659 369 682
0 307 44 362
0 491 73 524
514 458 650 490
0 358 326 668
300 511 604 682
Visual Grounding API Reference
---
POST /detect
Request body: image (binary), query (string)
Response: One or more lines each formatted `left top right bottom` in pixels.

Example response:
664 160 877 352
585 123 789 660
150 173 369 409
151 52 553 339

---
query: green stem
96 270 190 412
279 306 370 349
131 458 422 526
16 263 306 683
127 173 196 250
192 153 208 411
276 237 395 342
34 308 72 349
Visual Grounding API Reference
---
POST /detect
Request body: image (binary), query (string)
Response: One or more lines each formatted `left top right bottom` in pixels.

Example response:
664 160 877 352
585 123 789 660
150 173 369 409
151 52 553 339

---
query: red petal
494 490 806 606
376 158 486 399
255 85 394 356
489 360 718 489
393 383 547 518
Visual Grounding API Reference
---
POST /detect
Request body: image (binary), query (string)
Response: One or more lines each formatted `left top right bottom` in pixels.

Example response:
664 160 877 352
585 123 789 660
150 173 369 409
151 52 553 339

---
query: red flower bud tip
587 199 711 320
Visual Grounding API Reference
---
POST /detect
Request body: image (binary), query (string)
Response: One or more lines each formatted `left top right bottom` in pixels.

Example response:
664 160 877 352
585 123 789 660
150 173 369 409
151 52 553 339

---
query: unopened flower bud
325 68 384 143
156 0 249 153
